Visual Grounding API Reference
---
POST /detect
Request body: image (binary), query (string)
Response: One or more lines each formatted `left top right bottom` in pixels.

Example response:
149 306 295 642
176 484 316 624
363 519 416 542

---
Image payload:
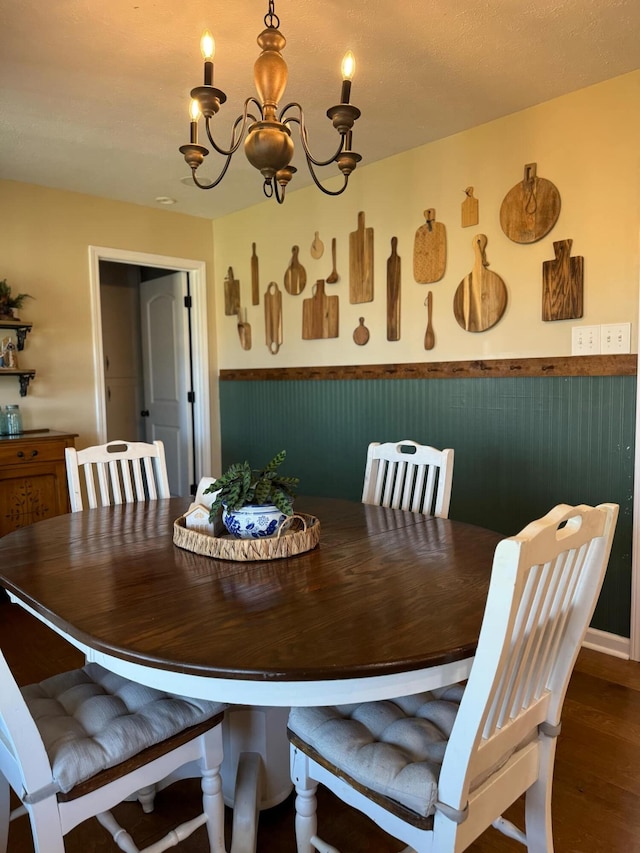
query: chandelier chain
264 0 280 29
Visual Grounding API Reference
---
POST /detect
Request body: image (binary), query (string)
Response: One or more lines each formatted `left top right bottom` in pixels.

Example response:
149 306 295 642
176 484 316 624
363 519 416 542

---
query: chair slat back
438 502 618 811
362 440 454 518
66 440 170 512
0 650 53 801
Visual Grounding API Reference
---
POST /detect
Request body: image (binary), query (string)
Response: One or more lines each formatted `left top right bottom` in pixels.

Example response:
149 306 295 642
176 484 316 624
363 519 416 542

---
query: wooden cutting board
542 239 584 321
461 187 479 228
264 282 283 354
387 237 401 341
284 245 307 295
237 310 252 351
413 209 446 283
424 291 435 350
349 211 374 303
251 243 259 305
224 267 240 316
453 234 508 332
302 280 339 339
353 317 370 345
500 163 561 243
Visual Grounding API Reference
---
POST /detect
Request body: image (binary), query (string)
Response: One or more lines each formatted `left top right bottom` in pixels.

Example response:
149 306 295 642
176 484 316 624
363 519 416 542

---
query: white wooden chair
289 501 618 853
65 439 171 512
0 650 227 853
362 440 454 518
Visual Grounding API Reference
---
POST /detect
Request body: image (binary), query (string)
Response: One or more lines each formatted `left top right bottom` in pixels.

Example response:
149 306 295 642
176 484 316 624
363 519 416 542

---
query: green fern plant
205 450 299 521
0 279 33 317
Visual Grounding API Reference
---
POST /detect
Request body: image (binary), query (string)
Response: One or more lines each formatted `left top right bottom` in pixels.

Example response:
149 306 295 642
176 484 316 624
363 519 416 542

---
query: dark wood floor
2 598 640 852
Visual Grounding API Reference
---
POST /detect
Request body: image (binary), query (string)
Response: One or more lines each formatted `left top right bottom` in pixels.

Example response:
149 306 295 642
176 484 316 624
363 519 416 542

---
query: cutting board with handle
264 282 283 354
349 211 374 303
386 236 401 341
302 280 339 340
542 239 584 321
251 243 260 305
461 187 479 228
353 317 370 346
284 245 307 295
413 208 446 283
500 163 561 244
224 266 240 316
310 231 324 259
237 309 252 351
453 234 508 332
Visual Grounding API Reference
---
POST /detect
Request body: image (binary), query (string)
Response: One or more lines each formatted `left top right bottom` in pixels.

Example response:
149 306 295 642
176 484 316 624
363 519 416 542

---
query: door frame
88 246 212 488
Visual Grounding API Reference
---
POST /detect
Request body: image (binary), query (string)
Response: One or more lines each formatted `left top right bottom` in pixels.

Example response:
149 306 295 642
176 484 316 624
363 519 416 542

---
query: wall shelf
0 320 35 395
0 319 33 351
0 369 36 396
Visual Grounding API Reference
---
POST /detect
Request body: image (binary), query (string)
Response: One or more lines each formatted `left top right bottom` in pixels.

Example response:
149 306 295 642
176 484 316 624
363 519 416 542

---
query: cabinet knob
31 449 38 457
16 451 24 458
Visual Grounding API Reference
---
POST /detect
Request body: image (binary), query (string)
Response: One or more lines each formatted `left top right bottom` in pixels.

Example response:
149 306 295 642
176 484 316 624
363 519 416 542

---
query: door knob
140 410 150 417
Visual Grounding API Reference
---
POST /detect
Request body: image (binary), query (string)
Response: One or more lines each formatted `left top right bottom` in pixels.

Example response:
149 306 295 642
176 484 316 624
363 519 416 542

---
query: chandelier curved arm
280 102 346 168
304 159 351 196
190 152 235 190
204 98 263 156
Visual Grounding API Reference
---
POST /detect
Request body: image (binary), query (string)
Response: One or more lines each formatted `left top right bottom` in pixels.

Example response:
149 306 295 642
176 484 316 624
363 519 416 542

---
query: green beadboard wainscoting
219 370 635 638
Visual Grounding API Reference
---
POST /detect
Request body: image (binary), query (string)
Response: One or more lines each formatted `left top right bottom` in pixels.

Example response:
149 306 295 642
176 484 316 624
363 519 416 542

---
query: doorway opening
88 247 211 497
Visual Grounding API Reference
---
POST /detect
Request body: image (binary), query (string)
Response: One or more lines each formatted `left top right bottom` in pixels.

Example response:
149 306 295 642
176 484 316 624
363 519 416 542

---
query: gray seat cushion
22 663 226 794
288 684 464 818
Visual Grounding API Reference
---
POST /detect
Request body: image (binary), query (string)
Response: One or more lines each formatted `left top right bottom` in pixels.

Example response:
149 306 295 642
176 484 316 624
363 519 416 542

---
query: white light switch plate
600 323 631 354
572 325 601 355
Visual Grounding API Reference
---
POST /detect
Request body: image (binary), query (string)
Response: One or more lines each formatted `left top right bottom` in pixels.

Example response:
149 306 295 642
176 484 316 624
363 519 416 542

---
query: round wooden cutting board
500 162 561 244
453 234 507 332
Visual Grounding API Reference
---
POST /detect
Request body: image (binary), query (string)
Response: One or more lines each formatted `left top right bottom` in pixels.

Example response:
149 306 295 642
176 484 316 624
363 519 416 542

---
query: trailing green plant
205 450 299 520
0 279 33 316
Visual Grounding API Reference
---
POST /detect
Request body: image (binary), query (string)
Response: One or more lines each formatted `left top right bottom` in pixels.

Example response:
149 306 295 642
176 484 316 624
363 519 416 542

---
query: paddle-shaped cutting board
387 237 401 341
284 246 307 295
500 163 561 244
413 208 446 283
453 234 508 332
251 243 259 305
264 282 283 354
349 211 374 303
224 267 240 316
302 280 339 339
461 187 479 228
542 239 584 321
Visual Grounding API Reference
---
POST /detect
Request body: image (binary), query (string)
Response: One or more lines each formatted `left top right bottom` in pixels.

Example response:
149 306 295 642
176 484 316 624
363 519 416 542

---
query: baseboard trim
583 627 630 659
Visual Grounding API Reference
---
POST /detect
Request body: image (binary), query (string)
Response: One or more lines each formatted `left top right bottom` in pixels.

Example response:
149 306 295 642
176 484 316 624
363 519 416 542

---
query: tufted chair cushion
22 663 227 794
288 684 464 817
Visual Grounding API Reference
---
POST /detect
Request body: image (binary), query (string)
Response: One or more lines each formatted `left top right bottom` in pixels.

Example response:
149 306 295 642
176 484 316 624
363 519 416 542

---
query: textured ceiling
1 0 639 219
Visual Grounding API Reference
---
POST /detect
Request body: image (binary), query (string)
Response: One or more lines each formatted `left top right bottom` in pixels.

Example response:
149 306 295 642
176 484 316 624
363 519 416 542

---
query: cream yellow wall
213 71 640 368
0 182 219 466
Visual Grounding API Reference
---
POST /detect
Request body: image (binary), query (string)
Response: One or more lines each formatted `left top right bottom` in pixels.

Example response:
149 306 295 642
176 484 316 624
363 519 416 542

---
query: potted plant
205 450 299 539
0 280 33 321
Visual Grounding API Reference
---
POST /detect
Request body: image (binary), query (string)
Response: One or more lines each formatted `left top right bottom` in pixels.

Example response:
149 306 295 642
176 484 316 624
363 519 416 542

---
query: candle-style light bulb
340 50 356 104
189 99 200 144
201 30 215 86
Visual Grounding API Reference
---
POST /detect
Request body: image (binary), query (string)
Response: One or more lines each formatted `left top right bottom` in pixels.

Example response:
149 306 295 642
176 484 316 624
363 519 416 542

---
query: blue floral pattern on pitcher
222 505 287 539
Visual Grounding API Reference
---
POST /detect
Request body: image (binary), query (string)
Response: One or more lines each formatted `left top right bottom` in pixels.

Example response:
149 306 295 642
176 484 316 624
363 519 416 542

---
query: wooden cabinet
0 431 77 536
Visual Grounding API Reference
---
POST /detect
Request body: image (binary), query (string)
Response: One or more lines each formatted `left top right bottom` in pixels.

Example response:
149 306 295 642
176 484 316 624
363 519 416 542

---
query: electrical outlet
600 323 631 354
571 325 601 355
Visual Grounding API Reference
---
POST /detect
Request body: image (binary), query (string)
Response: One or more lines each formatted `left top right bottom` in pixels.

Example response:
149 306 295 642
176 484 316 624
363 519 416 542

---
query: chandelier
179 0 361 204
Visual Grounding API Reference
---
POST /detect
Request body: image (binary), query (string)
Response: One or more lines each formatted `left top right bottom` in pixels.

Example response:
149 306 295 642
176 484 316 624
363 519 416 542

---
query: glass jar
5 404 23 435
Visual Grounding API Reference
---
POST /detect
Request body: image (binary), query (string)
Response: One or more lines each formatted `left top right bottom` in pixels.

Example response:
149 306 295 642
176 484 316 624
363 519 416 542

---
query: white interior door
140 273 191 496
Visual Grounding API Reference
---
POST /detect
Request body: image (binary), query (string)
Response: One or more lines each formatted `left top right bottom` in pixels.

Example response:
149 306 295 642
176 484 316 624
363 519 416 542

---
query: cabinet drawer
0 439 68 466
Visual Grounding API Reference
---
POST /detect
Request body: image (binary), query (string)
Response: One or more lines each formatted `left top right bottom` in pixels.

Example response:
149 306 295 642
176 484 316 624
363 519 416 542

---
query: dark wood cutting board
284 246 307 295
302 280 339 340
386 237 401 341
453 234 508 332
224 267 240 316
500 163 561 244
413 209 446 283
264 282 283 354
542 239 584 321
251 243 259 305
349 211 374 303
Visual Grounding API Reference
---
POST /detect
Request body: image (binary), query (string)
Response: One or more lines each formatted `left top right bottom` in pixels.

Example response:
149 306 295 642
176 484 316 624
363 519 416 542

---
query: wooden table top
0 497 503 691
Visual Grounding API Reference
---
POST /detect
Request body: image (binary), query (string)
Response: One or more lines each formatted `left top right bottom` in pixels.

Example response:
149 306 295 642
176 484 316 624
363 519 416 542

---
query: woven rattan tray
173 512 320 562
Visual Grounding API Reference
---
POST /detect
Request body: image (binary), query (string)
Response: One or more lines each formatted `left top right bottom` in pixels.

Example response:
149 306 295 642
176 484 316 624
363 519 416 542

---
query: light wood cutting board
500 163 561 244
302 280 339 340
453 234 508 332
349 211 374 303
542 239 584 321
386 237 401 341
284 246 307 295
264 282 283 354
413 209 446 283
